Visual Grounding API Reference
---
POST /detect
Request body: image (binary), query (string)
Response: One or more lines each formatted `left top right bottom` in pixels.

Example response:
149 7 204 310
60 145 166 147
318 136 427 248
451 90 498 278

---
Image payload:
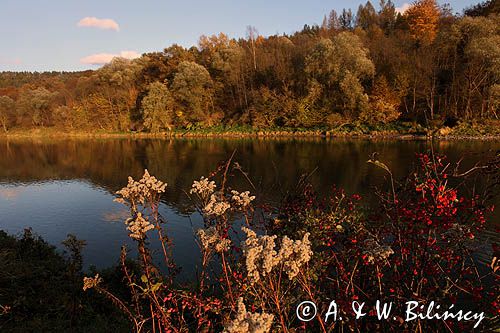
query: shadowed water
0 138 498 278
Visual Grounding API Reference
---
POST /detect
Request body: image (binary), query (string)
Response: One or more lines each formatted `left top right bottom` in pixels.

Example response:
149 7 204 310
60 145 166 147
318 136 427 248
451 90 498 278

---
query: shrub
82 153 499 332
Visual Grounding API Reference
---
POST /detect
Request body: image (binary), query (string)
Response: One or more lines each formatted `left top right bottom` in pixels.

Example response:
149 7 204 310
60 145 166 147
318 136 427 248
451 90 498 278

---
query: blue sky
0 0 477 72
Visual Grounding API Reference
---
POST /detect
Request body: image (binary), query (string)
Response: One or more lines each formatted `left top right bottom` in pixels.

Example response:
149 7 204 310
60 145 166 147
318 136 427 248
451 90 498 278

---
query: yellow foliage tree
405 0 440 44
360 76 401 124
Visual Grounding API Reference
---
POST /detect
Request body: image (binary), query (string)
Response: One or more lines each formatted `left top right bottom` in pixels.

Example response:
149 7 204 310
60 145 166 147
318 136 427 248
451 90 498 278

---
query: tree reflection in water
0 137 498 274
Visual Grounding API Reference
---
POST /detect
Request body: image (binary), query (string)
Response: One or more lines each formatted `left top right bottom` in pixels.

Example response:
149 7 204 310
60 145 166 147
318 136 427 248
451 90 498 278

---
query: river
0 137 498 278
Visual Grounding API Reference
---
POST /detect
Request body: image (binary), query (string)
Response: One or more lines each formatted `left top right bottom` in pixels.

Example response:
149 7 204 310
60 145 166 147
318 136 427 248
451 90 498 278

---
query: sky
0 0 478 72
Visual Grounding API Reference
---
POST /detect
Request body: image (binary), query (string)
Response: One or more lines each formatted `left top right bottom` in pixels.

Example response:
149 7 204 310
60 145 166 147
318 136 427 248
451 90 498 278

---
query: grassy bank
0 120 499 140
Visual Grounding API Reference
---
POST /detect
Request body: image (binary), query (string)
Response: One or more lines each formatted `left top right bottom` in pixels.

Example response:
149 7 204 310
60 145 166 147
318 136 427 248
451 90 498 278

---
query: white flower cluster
224 298 274 333
279 234 313 279
115 169 167 206
204 194 231 217
190 176 255 218
125 212 155 240
190 176 217 199
362 239 394 264
197 226 232 253
231 190 256 208
83 274 102 291
241 227 312 284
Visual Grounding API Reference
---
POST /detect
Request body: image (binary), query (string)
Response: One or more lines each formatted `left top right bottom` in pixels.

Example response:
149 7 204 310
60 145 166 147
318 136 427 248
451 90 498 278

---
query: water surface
0 138 498 277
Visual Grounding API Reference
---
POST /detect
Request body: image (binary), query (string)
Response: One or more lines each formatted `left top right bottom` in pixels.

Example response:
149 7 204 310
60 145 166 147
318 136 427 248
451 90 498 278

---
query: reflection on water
0 138 498 276
102 209 131 222
0 187 23 200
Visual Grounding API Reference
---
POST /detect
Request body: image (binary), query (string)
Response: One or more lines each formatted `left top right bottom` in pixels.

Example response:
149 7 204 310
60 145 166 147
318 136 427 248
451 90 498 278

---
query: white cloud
80 50 141 65
396 3 411 14
119 51 141 59
77 17 120 31
0 56 22 65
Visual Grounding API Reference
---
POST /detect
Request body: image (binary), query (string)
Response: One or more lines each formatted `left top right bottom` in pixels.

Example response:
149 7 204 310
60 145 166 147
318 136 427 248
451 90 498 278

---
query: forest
0 0 498 133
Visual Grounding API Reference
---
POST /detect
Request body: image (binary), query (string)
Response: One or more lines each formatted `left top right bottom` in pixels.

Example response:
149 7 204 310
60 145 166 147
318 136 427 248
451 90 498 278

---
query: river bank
1 120 499 140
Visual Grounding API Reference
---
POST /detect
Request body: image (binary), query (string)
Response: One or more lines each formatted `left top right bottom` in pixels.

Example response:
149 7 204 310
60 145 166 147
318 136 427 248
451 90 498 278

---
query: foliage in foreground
78 152 499 332
0 230 130 332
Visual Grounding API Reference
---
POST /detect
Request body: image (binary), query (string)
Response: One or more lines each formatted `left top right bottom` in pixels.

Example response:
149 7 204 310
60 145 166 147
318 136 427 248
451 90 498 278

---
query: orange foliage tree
405 0 440 44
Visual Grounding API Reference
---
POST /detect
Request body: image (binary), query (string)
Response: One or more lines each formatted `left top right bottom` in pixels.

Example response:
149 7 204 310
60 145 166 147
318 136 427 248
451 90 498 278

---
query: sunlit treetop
405 0 441 44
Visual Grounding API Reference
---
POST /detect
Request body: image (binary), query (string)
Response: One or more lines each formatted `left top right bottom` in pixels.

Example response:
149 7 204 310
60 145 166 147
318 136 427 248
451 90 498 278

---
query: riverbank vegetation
0 230 130 332
1 152 499 331
2 119 500 139
0 0 499 136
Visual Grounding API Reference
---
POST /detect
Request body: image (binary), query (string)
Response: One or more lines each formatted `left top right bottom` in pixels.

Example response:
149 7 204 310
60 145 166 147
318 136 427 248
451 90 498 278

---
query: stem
221 252 235 307
268 276 287 333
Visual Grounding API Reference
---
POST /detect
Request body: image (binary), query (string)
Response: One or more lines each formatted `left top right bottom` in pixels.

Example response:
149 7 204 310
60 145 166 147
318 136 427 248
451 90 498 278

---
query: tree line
0 0 498 133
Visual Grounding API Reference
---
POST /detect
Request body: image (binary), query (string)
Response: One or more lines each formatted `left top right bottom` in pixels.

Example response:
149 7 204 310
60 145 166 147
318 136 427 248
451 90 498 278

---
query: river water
0 138 498 278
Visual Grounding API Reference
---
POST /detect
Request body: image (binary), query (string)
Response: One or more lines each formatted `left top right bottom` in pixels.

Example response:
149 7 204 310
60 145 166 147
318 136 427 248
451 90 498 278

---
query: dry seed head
125 212 155 240
203 194 231 216
362 238 394 264
115 169 167 206
197 226 232 253
190 176 217 199
241 227 312 283
83 274 103 291
231 190 255 208
224 297 274 333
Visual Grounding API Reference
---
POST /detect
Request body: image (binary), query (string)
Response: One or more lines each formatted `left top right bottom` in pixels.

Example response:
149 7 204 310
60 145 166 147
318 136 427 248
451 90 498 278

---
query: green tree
141 82 175 132
0 95 15 132
306 33 375 88
305 33 375 119
16 87 57 126
210 40 248 113
340 71 370 118
171 61 215 126
93 57 143 130
448 15 500 118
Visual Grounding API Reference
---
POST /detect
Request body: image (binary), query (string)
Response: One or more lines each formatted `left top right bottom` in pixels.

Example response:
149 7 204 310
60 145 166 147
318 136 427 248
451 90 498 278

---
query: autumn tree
327 10 341 31
464 0 500 17
0 0 497 131
75 93 114 130
141 81 175 132
246 26 259 70
378 0 397 32
52 105 75 129
198 33 230 67
360 75 401 123
211 41 248 112
158 44 196 84
296 80 324 127
339 9 354 30
93 57 143 130
250 86 298 127
356 1 379 30
405 0 440 44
